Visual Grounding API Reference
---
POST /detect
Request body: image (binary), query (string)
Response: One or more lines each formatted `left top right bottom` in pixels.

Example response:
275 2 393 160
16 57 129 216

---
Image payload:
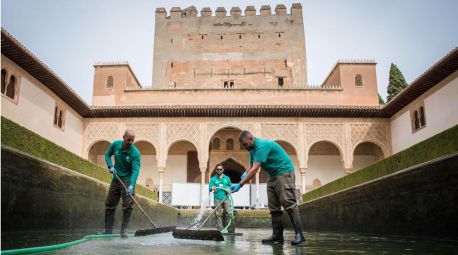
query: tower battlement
152 3 307 89
155 4 302 19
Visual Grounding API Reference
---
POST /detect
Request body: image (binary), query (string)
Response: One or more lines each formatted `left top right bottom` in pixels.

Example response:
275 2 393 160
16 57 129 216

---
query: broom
113 173 176 236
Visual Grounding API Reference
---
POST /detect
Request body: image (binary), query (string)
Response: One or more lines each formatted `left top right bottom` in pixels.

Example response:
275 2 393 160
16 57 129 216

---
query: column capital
158 167 165 173
299 168 307 174
345 168 353 175
199 166 207 173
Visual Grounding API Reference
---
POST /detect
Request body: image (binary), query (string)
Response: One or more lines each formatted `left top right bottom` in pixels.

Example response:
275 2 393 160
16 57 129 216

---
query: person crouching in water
231 131 305 245
209 163 234 232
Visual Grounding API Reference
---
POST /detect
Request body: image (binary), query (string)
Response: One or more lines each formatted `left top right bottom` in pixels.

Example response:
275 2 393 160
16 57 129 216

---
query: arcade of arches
85 119 390 204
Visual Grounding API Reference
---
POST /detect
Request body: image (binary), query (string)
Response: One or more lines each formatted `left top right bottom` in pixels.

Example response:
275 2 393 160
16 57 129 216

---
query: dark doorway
213 158 245 183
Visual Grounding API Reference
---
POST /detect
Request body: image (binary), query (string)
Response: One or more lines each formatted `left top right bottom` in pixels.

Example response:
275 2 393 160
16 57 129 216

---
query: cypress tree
378 93 385 105
387 63 408 102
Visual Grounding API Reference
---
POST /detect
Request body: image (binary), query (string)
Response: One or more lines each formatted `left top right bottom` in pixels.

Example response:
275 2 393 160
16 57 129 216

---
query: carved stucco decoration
166 123 200 149
351 123 389 156
261 124 299 150
305 124 345 153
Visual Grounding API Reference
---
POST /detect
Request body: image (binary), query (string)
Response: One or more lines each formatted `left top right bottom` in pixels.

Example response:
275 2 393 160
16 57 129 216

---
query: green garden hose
1 233 135 255
215 187 235 233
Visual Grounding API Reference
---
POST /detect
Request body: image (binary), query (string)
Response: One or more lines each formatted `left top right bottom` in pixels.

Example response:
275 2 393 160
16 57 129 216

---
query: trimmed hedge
1 117 157 201
302 124 458 202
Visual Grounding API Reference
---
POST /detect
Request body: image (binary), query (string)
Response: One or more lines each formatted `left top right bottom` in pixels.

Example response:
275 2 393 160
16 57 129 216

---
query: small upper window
411 104 426 132
53 103 66 130
212 137 221 150
226 138 234 150
106 76 113 88
1 69 6 94
355 74 363 86
1 69 20 103
171 62 174 68
278 77 284 87
171 38 173 44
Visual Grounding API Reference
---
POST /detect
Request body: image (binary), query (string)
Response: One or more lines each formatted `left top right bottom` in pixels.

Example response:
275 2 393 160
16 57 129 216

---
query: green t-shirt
209 174 232 200
105 140 141 186
249 137 293 178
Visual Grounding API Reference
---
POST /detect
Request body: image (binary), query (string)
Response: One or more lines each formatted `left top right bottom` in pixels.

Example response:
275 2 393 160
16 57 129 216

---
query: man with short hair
209 163 233 232
231 130 305 245
99 129 141 238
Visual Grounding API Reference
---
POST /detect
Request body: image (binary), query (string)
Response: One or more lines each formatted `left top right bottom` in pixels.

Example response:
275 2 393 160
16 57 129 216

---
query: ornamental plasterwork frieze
207 123 254 141
166 123 200 148
126 123 160 148
85 123 121 148
305 124 345 150
350 123 388 154
261 124 299 149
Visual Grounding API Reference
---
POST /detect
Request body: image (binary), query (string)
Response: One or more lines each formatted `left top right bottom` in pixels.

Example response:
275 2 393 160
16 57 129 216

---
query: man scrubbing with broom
231 131 305 246
209 163 234 233
99 129 141 238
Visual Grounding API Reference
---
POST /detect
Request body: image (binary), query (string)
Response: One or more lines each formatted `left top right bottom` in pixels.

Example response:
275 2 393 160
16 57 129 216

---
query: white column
300 168 306 194
158 167 164 203
255 169 260 208
200 166 207 206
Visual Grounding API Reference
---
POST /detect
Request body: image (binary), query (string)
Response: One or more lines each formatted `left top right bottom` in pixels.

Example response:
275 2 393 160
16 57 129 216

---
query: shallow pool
2 228 457 254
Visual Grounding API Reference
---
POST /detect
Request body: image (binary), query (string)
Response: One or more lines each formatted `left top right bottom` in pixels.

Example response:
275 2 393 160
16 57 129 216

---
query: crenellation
155 8 167 17
170 7 182 19
245 6 256 16
183 6 198 17
158 4 303 18
215 7 227 17
275 4 287 15
260 5 272 16
201 7 212 17
230 7 242 17
291 3 302 16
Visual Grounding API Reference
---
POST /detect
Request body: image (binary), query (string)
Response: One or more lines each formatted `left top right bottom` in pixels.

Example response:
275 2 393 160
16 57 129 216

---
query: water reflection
2 228 457 255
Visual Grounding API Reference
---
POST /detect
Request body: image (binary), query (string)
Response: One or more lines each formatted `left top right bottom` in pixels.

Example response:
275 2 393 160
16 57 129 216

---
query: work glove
240 172 248 181
127 185 134 195
231 183 242 193
109 166 117 174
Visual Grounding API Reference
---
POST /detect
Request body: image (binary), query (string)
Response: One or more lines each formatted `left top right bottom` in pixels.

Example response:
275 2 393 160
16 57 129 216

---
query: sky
2 0 457 104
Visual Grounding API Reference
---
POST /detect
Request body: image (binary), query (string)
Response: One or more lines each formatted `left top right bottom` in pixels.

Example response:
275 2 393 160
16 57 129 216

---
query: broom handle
197 194 229 230
113 172 158 228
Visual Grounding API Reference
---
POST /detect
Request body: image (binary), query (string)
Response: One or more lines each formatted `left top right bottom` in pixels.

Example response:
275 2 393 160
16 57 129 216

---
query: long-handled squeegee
113 173 175 236
172 190 233 241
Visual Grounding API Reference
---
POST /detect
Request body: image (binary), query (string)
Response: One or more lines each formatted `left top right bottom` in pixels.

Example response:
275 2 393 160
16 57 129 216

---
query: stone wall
1 146 177 232
298 153 458 240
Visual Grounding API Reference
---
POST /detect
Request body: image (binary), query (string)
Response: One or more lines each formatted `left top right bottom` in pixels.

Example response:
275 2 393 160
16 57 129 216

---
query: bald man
99 129 141 238
232 131 305 245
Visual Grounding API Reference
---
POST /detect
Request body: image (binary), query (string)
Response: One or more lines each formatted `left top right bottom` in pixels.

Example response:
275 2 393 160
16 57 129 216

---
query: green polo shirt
105 140 141 186
209 174 232 200
249 137 293 178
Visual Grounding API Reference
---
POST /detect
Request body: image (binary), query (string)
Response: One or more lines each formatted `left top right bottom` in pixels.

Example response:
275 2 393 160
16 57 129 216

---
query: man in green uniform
209 163 233 232
231 131 305 245
99 129 141 238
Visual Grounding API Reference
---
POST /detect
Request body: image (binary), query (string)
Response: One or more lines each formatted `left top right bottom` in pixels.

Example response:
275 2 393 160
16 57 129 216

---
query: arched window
355 74 363 86
212 137 221 150
58 110 63 128
226 138 234 150
419 106 426 127
6 75 16 99
106 76 113 88
1 69 6 94
414 110 420 130
171 62 174 68
53 106 58 125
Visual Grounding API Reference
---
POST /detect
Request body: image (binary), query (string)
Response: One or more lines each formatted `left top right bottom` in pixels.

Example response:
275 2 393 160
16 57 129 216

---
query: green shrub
302 124 458 202
1 117 157 201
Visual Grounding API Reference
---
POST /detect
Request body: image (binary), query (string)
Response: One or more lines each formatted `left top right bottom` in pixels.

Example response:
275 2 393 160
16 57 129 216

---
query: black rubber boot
286 207 305 245
98 209 115 235
262 211 284 244
120 210 132 239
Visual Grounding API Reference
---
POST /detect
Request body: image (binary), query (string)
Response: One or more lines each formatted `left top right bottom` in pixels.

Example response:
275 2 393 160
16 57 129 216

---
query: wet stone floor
2 228 458 254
